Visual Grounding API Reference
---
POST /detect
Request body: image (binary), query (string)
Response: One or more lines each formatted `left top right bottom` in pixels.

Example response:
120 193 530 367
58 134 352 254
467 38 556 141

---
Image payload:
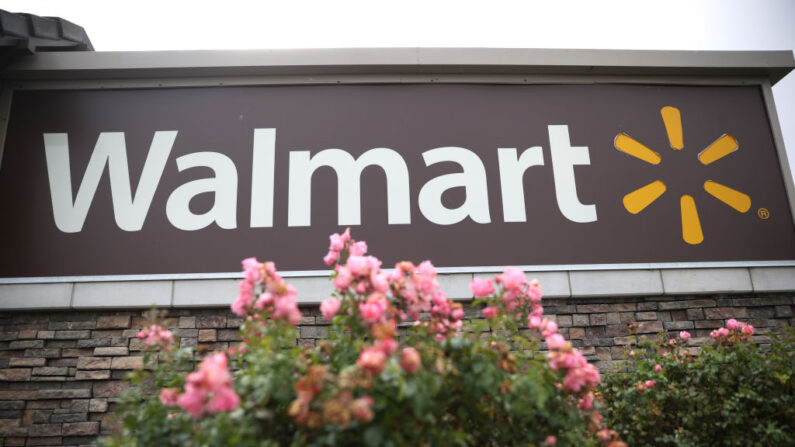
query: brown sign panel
0 83 794 278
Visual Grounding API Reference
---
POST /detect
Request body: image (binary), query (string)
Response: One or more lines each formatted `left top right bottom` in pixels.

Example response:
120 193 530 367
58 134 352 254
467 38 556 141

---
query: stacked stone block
1 293 792 446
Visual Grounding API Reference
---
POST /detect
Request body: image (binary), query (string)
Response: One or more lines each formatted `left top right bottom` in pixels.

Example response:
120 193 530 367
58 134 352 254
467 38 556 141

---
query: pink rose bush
601 320 794 446
136 324 174 350
711 318 754 343
105 230 622 446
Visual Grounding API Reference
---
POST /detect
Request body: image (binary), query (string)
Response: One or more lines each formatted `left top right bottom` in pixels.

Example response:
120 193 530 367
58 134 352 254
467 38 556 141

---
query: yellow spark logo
614 106 751 245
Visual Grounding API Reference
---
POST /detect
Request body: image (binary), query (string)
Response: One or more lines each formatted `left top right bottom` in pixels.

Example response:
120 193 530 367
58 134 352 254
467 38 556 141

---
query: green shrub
599 322 795 447
100 230 620 446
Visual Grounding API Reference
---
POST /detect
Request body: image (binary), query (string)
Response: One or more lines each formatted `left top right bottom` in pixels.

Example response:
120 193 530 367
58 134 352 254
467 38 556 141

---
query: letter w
43 131 177 233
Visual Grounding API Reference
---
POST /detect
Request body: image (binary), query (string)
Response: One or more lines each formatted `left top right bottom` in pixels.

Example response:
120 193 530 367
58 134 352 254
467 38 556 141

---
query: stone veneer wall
1 292 792 446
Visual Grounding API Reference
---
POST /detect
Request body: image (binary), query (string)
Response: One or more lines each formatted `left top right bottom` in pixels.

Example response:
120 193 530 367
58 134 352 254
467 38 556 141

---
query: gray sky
5 0 795 180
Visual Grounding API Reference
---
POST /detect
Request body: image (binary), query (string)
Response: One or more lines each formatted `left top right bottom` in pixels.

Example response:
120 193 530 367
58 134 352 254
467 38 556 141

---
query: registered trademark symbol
757 208 770 220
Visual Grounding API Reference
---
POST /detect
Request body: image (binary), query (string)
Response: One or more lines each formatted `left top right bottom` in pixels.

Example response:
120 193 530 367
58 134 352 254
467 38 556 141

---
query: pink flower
333 266 353 290
546 333 567 350
726 318 738 330
346 255 370 276
320 298 341 320
371 272 389 293
323 250 339 266
401 347 421 374
482 306 498 319
645 380 655 388
679 331 691 341
358 346 387 374
351 396 374 422
205 386 240 413
545 435 557 446
742 324 754 336
231 280 255 316
349 241 368 256
329 233 345 252
654 364 662 372
451 308 465 321
272 294 301 325
359 296 387 324
376 338 398 356
541 319 558 338
470 277 495 297
177 385 205 417
159 388 180 407
242 257 263 282
137 325 174 349
527 279 543 303
417 260 437 278
578 392 594 410
497 267 525 291
177 353 239 418
717 327 729 337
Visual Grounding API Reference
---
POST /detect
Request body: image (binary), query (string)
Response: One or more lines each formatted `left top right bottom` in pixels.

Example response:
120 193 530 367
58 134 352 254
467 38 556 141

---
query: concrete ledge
661 268 753 294
0 267 792 309
172 279 238 307
569 270 663 297
72 281 171 308
437 273 474 300
750 266 795 292
522 271 571 298
0 283 72 309
291 276 335 303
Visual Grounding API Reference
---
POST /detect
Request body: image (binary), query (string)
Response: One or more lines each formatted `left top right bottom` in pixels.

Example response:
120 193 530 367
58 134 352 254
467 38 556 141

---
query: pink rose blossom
159 387 180 406
205 386 240 413
401 347 421 374
482 306 498 319
254 292 274 310
177 353 239 418
358 346 387 374
417 260 436 278
654 364 662 372
451 308 465 321
242 257 263 282
320 298 341 320
578 392 594 410
545 435 557 446
742 324 754 336
329 233 345 251
177 385 205 417
359 297 387 324
726 318 739 330
333 266 353 290
470 278 495 297
371 272 389 293
679 331 691 341
349 241 368 256
137 325 174 349
497 267 525 291
546 333 566 350
376 338 398 356
541 320 558 338
528 279 543 303
351 396 374 422
346 255 370 276
323 250 339 266
645 380 655 388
